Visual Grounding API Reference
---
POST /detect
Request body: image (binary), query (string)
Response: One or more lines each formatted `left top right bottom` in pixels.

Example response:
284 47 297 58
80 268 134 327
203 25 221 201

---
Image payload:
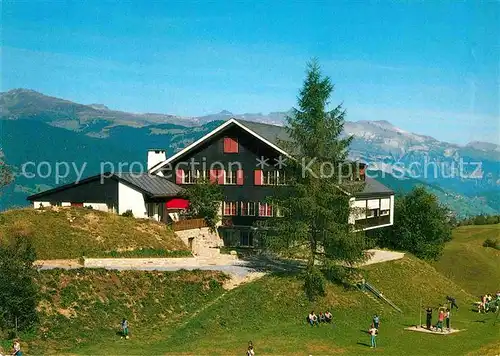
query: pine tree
262 60 367 299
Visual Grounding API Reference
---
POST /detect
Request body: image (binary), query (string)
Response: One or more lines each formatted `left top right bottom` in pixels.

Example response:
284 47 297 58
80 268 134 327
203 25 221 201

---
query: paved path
37 249 404 279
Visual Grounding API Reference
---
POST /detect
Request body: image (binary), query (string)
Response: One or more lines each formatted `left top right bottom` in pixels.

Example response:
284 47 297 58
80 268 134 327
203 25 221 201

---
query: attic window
223 137 239 153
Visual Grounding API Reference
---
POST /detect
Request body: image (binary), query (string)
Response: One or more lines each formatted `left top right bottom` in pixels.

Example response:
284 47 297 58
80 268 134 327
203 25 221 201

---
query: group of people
425 306 452 332
307 310 333 326
0 339 22 356
478 292 500 313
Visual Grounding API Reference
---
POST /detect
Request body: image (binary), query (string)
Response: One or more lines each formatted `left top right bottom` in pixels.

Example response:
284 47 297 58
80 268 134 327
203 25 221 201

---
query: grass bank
432 224 500 296
0 208 190 259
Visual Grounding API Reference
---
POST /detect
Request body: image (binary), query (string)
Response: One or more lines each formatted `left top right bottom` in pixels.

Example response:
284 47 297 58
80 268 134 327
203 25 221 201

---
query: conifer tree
262 60 367 299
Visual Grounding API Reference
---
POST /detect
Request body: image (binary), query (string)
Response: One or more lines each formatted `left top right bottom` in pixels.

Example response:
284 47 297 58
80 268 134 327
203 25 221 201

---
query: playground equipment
357 280 402 313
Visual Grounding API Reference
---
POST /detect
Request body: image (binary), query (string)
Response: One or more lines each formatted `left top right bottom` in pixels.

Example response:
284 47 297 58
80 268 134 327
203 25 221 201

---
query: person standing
121 318 129 339
368 325 378 348
11 340 22 356
373 314 380 329
426 307 433 330
247 341 255 356
445 309 451 331
436 309 445 332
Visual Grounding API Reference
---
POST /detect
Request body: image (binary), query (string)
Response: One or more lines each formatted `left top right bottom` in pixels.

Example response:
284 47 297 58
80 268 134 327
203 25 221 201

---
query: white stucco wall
83 202 110 212
33 201 51 208
118 182 147 218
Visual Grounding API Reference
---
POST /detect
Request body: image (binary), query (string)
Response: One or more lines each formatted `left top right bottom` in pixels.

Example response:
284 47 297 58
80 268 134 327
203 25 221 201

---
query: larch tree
261 60 368 299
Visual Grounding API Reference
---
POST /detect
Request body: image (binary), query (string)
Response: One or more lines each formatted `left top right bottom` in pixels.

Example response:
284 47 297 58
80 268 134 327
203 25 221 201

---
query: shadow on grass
356 342 371 347
237 254 305 276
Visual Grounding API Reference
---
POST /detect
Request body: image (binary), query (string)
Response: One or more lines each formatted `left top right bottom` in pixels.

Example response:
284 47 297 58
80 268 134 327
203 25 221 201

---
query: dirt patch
223 272 266 290
58 307 77 318
404 326 464 334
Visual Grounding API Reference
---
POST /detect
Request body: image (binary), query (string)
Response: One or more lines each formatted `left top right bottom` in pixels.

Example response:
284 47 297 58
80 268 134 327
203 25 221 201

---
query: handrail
364 281 402 313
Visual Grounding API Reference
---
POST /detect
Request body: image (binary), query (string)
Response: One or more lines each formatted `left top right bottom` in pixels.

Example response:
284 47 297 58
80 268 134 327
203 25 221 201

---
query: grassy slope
67 256 498 356
18 269 228 354
0 208 190 259
432 224 500 296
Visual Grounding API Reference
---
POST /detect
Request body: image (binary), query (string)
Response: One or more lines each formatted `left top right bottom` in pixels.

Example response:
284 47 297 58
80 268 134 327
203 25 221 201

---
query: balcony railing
355 214 391 230
171 218 207 231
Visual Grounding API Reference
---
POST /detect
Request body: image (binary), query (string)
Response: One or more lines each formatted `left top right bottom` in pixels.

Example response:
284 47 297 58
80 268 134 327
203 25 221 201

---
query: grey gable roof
115 173 183 198
27 172 183 201
355 177 394 197
235 119 291 149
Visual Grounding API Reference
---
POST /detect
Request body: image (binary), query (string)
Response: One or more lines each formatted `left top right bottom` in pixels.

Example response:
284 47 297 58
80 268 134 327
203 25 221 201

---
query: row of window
223 201 284 217
177 169 286 186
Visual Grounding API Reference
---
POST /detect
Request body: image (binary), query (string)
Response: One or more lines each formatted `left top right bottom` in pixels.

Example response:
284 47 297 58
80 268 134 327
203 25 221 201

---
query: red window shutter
175 169 184 184
217 170 225 184
209 169 218 184
224 137 238 153
231 138 239 153
237 169 244 185
254 170 263 185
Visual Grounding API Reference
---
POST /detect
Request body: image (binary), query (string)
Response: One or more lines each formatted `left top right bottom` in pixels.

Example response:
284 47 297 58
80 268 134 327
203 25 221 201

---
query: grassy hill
3 225 499 355
0 208 190 259
433 224 500 296
1 269 228 355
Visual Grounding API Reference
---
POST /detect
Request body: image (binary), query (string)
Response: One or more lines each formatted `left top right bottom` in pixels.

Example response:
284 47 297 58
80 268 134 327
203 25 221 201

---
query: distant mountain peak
219 110 233 115
88 104 110 111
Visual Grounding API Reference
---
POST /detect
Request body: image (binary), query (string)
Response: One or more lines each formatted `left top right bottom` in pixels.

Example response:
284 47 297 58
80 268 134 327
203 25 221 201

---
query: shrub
304 265 326 301
0 235 40 333
121 210 134 217
482 238 499 250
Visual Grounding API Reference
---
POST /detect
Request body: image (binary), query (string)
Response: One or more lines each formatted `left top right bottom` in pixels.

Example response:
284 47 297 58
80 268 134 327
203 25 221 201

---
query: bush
482 238 500 250
0 235 40 333
121 210 134 217
304 265 326 301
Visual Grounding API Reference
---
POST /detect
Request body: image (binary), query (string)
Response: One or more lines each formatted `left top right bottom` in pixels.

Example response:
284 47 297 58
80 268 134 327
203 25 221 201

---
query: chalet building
27 118 394 247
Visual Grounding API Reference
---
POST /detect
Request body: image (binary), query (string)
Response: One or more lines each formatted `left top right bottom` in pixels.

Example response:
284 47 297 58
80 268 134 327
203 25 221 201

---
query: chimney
147 149 167 170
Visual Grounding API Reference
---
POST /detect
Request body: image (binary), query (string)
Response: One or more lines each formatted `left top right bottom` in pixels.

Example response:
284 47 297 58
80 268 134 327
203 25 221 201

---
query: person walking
368 325 378 348
372 314 380 329
447 296 459 310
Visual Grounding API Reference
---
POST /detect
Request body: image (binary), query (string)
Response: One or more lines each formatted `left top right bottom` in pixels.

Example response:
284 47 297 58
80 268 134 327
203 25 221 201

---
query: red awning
165 198 189 209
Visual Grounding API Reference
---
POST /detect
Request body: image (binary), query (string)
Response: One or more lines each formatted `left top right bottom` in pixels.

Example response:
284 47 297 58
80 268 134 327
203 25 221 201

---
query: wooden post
419 297 422 328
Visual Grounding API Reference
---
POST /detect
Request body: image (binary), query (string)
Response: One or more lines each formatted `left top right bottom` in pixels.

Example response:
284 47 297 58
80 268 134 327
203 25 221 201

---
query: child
373 314 380 329
368 325 378 348
121 318 129 339
436 309 445 332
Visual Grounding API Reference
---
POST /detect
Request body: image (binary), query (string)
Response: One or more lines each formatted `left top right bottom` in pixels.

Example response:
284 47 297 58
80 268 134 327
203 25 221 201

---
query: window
367 209 379 218
241 202 256 216
263 171 285 185
380 209 390 216
258 202 273 217
223 137 239 153
225 170 237 185
223 201 237 216
183 170 199 184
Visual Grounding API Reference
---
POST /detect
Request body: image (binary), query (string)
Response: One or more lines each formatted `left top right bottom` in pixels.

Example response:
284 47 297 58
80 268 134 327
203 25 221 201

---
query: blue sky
2 1 499 145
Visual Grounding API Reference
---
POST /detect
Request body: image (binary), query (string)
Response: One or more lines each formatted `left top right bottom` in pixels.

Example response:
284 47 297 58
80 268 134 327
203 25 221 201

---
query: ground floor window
223 201 237 216
241 201 256 216
258 203 273 217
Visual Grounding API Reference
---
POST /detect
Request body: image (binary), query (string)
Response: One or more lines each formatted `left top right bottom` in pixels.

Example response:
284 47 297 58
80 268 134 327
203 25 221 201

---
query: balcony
355 215 391 230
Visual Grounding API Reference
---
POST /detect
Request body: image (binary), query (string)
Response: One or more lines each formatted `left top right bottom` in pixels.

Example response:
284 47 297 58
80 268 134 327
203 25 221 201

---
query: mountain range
1 89 499 216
